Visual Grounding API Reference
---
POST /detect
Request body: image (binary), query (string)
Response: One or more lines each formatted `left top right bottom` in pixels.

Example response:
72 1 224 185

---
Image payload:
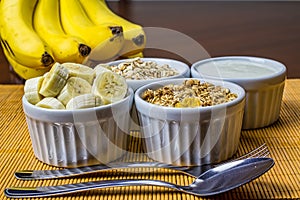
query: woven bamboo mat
0 80 299 199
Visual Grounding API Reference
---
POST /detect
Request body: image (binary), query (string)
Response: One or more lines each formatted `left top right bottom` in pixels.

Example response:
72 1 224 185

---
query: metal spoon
4 157 274 198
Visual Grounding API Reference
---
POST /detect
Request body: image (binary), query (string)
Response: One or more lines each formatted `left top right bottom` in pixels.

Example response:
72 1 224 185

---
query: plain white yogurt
195 60 278 79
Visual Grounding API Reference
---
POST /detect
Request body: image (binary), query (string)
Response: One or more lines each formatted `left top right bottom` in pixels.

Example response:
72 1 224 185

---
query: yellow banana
0 0 54 68
59 0 124 62
79 0 146 58
1 40 50 80
33 0 91 64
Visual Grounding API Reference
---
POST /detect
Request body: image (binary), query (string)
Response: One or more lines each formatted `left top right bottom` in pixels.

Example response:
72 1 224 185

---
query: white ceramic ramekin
22 88 134 167
191 56 286 129
135 78 246 166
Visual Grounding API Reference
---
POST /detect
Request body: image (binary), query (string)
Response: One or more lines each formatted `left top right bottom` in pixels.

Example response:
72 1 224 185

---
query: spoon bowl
184 157 274 196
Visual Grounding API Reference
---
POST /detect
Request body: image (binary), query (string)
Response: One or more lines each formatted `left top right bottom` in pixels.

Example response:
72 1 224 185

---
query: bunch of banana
1 44 51 80
79 0 146 58
24 62 128 110
0 0 55 79
59 0 125 61
0 0 145 80
0 0 54 67
33 0 91 64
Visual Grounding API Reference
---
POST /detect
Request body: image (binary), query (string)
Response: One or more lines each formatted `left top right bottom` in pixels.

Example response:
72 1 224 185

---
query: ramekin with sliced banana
24 62 128 110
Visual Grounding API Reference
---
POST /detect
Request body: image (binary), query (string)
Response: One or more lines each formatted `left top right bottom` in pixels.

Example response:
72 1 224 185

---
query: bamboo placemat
0 80 299 199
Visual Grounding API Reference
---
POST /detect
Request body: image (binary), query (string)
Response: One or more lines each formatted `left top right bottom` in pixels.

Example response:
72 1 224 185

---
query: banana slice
92 69 127 104
24 76 45 105
57 77 92 105
175 97 201 108
36 97 65 109
66 93 102 109
43 72 49 78
61 63 95 84
39 62 69 97
94 64 111 76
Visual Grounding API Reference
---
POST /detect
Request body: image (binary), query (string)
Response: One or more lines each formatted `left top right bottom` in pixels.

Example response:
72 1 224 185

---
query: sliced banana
66 93 102 109
61 62 95 84
175 97 201 108
94 64 111 76
39 62 69 97
24 76 45 105
43 72 49 78
57 77 92 105
92 69 127 104
36 97 65 109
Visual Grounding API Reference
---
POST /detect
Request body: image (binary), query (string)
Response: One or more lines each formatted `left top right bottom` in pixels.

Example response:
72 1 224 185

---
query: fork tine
255 146 270 158
235 143 269 161
211 144 270 171
247 144 269 158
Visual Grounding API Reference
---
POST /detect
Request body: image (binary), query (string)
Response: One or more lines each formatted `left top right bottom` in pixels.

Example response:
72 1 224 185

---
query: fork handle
4 179 181 198
14 144 267 180
15 162 205 180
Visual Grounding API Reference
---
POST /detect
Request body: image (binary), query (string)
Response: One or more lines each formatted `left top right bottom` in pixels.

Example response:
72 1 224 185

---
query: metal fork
15 143 269 180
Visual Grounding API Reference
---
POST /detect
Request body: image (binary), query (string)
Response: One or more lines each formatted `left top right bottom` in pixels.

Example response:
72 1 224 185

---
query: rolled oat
109 58 179 80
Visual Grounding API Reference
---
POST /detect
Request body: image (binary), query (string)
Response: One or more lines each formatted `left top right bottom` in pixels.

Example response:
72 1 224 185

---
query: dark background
1 1 299 83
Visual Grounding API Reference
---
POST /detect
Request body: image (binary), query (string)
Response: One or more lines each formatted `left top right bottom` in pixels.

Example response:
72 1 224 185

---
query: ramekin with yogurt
191 56 286 129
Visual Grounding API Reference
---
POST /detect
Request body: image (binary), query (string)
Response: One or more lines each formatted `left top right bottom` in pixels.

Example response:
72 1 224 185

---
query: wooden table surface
1 1 300 83
0 80 299 199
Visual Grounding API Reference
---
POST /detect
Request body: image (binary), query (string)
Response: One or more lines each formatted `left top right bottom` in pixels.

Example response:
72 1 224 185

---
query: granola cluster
142 79 238 108
109 57 179 80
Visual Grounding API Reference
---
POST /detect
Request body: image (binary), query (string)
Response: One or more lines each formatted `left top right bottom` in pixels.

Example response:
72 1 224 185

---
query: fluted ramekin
135 78 246 166
22 88 134 167
191 56 286 129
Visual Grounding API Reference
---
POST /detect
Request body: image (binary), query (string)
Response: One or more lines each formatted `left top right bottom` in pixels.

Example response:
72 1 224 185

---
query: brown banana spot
41 52 54 67
78 44 91 57
109 26 123 36
132 34 145 46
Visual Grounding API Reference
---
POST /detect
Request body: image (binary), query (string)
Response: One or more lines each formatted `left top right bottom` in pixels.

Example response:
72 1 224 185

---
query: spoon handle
4 179 180 198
